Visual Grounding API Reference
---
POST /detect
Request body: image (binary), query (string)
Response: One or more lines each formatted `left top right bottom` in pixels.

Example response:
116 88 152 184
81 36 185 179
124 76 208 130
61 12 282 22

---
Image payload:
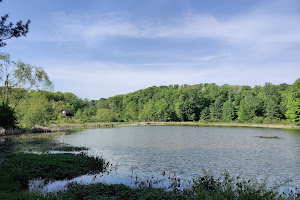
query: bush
0 105 17 128
252 116 264 123
263 117 279 124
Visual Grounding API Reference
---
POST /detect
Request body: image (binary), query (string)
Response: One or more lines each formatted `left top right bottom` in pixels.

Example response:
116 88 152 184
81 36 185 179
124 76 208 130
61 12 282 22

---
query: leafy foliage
15 92 53 128
0 104 16 128
0 53 53 108
222 100 236 122
3 76 300 128
286 78 300 124
0 53 53 128
0 0 30 47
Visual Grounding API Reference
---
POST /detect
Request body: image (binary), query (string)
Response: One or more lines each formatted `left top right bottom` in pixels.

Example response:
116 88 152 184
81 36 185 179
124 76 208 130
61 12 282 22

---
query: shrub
0 105 17 128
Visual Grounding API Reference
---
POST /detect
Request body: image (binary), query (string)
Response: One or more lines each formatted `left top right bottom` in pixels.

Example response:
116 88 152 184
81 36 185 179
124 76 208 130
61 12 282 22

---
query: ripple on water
40 126 300 191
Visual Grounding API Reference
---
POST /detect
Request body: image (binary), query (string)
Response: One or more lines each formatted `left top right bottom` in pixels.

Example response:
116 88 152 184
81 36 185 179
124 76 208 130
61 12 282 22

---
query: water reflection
39 126 300 191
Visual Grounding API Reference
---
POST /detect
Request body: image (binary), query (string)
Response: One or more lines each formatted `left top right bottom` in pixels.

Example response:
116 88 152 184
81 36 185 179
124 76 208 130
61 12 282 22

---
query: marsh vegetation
1 126 299 199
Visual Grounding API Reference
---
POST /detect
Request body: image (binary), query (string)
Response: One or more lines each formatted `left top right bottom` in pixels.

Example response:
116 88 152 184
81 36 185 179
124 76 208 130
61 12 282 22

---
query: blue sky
1 0 300 100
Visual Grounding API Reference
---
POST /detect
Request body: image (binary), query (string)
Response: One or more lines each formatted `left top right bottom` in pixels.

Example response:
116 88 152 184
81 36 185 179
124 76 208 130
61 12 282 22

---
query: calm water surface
47 126 300 190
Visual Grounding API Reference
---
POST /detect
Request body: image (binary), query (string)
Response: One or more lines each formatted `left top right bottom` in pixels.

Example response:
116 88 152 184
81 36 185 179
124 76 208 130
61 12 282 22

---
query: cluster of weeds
132 170 184 191
0 135 107 199
3 152 106 180
53 146 88 151
27 182 187 200
8 134 88 153
25 171 299 200
191 171 277 199
0 153 108 199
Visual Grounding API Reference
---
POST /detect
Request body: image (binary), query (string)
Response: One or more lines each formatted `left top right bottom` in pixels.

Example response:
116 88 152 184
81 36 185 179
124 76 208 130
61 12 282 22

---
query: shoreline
40 121 300 131
159 122 300 129
0 121 299 136
31 121 300 131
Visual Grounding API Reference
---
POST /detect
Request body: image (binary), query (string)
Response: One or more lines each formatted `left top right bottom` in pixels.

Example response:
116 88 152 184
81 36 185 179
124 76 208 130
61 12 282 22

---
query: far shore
1 121 299 136
25 121 300 132
160 122 300 129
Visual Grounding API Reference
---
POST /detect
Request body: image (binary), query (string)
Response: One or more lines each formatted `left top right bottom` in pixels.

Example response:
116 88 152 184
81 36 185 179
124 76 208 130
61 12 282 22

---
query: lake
41 126 300 191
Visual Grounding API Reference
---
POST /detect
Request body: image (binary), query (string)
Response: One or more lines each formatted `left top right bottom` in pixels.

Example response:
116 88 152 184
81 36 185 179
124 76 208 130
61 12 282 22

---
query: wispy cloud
43 58 299 99
48 5 300 47
21 0 300 99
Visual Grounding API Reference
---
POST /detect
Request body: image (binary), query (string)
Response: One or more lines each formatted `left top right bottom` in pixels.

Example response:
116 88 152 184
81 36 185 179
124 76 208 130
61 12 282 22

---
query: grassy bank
161 121 300 129
0 136 108 200
46 121 300 132
2 121 299 136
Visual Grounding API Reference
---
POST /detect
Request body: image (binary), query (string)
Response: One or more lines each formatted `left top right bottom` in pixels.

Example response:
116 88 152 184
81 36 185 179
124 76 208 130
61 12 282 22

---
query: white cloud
23 0 300 99
33 2 300 68
43 59 300 100
47 7 300 47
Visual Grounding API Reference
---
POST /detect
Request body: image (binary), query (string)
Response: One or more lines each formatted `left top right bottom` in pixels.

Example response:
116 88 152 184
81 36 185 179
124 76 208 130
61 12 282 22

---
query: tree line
1 1 299 128
89 80 300 124
1 53 299 128
1 74 299 128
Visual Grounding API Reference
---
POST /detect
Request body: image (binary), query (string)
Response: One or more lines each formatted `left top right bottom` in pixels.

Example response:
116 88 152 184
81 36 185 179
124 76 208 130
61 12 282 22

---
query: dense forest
0 11 299 129
1 77 300 128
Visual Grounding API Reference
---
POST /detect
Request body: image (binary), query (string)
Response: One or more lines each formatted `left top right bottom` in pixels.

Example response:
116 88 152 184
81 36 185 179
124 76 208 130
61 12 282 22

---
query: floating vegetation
255 136 280 139
53 146 88 151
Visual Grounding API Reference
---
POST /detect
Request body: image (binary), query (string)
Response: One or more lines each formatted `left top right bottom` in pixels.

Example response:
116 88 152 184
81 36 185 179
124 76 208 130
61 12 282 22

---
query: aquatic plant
25 172 299 200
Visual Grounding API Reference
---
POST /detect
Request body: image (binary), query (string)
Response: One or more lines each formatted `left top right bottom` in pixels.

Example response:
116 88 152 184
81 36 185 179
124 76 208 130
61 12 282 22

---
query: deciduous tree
16 92 52 128
222 100 235 122
286 78 300 124
0 53 53 109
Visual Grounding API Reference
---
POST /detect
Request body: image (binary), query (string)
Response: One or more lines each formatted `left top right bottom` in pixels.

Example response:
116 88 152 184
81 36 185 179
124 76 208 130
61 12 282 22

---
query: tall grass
26 171 299 200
